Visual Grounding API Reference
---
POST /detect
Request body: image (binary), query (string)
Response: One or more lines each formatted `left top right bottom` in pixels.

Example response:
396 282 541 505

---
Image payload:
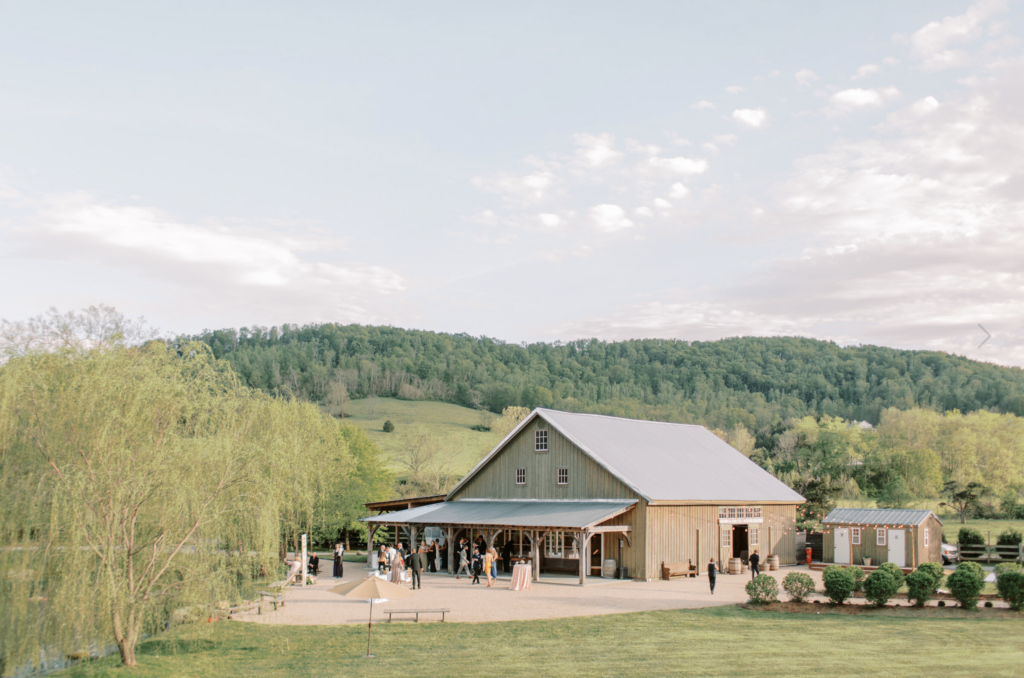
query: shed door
834 528 850 564
888 530 906 567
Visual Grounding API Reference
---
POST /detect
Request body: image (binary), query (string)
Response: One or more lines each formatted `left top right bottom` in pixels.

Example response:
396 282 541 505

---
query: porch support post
579 530 594 586
446 527 455 574
410 526 418 553
366 524 377 569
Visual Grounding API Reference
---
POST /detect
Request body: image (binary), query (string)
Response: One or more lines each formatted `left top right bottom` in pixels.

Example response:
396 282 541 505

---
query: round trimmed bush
958 527 984 546
948 561 985 609
847 566 866 594
905 570 935 607
382 419 395 433
995 569 1024 611
916 562 946 590
996 528 1022 546
864 569 901 607
745 573 779 604
783 572 815 603
822 565 855 605
877 562 906 588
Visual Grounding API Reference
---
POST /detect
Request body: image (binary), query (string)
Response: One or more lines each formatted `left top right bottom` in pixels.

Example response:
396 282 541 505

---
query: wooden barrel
602 559 617 578
767 555 780 571
728 557 742 575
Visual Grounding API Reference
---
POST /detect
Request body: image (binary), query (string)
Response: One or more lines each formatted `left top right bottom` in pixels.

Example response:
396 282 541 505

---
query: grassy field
54 606 1024 678
342 398 502 475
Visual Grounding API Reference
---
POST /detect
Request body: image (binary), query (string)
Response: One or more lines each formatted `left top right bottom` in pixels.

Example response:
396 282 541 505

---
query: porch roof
361 499 636 530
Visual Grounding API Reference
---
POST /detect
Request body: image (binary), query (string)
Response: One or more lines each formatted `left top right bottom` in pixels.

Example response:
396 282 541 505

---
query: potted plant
863 557 872 566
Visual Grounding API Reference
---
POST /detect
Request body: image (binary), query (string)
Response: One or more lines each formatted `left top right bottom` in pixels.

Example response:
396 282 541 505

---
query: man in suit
409 543 424 589
502 539 514 573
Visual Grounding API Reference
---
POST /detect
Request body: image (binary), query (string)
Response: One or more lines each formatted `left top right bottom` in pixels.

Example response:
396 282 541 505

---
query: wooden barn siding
450 419 640 501
596 504 645 579
822 520 941 567
763 505 799 566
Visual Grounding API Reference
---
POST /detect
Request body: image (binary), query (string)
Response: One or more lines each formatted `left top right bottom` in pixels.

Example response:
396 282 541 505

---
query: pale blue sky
2 1 1023 365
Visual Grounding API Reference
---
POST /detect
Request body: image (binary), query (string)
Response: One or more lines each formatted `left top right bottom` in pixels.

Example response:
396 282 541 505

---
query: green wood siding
822 516 942 567
449 419 640 501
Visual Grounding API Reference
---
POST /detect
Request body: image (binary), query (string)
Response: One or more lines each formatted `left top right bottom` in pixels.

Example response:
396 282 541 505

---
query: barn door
834 528 850 564
888 530 906 568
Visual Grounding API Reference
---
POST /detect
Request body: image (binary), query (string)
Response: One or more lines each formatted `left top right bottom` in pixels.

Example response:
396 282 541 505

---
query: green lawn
55 606 1024 678
342 398 501 475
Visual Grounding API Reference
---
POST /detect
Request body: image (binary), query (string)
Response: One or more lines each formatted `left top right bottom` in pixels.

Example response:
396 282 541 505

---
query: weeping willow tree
0 328 383 671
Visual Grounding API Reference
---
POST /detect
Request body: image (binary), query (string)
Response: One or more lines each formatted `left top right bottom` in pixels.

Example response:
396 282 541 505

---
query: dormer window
535 429 548 452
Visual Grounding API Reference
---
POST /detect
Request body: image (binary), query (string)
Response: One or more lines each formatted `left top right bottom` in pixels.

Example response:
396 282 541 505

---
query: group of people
375 541 433 590
454 537 502 587
369 536 516 589
705 549 760 594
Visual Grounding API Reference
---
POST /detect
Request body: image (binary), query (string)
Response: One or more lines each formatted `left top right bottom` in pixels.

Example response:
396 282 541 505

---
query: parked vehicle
941 543 959 565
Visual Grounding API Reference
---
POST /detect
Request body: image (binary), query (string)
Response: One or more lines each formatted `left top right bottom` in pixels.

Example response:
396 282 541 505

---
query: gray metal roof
823 508 940 526
451 409 804 503
362 499 637 529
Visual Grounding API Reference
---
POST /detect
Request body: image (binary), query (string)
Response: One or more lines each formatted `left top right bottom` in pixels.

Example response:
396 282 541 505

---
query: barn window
876 528 886 546
535 430 548 452
557 467 568 485
924 528 929 547
851 527 861 545
750 528 759 546
515 468 526 485
721 527 732 548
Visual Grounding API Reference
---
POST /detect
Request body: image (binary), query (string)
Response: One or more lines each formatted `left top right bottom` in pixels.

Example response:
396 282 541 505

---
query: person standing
333 542 344 578
390 550 405 586
440 539 448 572
377 544 388 574
488 547 498 581
749 550 760 579
484 547 495 587
471 547 482 585
707 556 717 594
409 544 423 590
456 541 470 579
502 539 514 573
428 541 438 573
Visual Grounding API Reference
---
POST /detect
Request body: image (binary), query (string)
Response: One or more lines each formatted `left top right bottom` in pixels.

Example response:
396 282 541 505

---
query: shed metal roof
449 408 805 504
362 499 637 529
823 508 940 526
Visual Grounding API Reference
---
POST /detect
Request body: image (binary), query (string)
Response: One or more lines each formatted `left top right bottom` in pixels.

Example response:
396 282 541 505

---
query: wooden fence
957 542 1023 564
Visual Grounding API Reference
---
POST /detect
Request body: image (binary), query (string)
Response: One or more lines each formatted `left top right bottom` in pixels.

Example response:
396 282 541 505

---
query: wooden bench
385 608 450 623
259 591 286 610
662 560 697 580
213 601 263 620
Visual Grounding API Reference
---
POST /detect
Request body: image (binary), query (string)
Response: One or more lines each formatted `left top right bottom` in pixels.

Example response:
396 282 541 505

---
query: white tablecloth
509 563 532 591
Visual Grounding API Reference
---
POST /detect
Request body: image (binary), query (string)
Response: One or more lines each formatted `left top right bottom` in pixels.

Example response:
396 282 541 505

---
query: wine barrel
766 555 780 571
602 559 617 578
728 557 742 575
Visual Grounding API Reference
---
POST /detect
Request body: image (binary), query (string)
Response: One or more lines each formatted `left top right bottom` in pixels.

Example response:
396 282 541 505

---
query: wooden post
446 527 455 574
366 525 377 569
410 526 418 554
578 531 589 586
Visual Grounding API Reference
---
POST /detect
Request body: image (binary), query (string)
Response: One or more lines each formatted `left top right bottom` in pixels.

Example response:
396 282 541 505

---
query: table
509 562 532 591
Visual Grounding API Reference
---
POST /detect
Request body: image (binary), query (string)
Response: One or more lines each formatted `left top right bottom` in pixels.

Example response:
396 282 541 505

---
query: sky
2 1 1024 366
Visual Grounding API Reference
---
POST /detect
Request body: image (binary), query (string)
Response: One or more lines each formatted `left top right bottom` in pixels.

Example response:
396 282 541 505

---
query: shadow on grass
137 638 218 656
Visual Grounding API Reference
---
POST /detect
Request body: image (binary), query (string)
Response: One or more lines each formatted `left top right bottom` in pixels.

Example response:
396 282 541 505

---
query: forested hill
181 325 1024 431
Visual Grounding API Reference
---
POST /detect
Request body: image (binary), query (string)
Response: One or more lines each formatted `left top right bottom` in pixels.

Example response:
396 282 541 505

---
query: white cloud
852 63 881 80
725 86 744 94
472 165 555 202
828 87 901 113
692 100 716 110
590 204 635 232
732 108 768 128
648 156 709 175
795 69 819 87
669 183 690 199
634 206 654 217
572 133 623 168
538 213 564 228
909 0 1008 70
653 198 672 209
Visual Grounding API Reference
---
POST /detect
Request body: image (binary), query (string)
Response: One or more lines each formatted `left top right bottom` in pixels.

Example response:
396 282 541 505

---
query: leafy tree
877 476 915 508
941 481 986 523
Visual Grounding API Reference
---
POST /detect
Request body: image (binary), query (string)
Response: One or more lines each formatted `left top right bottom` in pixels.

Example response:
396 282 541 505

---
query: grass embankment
56 606 1024 678
342 398 501 474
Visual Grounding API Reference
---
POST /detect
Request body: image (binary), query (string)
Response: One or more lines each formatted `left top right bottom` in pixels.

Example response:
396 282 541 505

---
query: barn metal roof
823 508 940 526
449 409 805 504
362 499 637 529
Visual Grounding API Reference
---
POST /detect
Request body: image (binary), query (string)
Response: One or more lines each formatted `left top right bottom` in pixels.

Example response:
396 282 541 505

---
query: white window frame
851 527 861 545
721 527 732 548
876 528 886 546
718 506 763 524
750 528 759 547
924 527 929 547
535 430 548 452
557 467 568 485
515 468 526 485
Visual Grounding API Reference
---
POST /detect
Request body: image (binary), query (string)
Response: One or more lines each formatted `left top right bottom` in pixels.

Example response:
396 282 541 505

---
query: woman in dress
483 547 495 587
333 542 344 578
389 550 406 586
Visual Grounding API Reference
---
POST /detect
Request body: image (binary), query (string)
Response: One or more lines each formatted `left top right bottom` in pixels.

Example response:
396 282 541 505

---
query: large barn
364 408 804 583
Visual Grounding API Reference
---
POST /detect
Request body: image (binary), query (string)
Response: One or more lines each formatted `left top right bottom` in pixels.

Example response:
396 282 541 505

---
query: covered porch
362 499 636 585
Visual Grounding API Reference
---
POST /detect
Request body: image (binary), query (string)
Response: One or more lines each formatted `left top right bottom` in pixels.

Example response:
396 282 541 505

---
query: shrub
877 562 906 588
382 420 395 433
996 528 1023 546
905 570 935 607
782 572 815 603
957 527 984 546
947 561 985 609
847 565 866 593
745 574 779 604
864 569 901 606
822 565 855 605
994 562 1022 577
916 562 946 590
996 570 1024 611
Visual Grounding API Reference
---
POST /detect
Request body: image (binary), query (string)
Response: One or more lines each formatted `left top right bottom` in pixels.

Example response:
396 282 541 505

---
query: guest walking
409 544 423 590
471 547 482 585
708 557 717 594
333 542 344 578
488 547 498 581
749 550 760 579
456 541 470 580
484 547 495 587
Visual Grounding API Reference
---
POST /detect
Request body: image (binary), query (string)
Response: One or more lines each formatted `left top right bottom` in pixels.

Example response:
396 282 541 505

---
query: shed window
535 430 548 452
557 467 568 485
721 527 732 548
750 528 759 546
851 527 861 545
515 468 526 485
876 528 886 546
924 528 929 547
